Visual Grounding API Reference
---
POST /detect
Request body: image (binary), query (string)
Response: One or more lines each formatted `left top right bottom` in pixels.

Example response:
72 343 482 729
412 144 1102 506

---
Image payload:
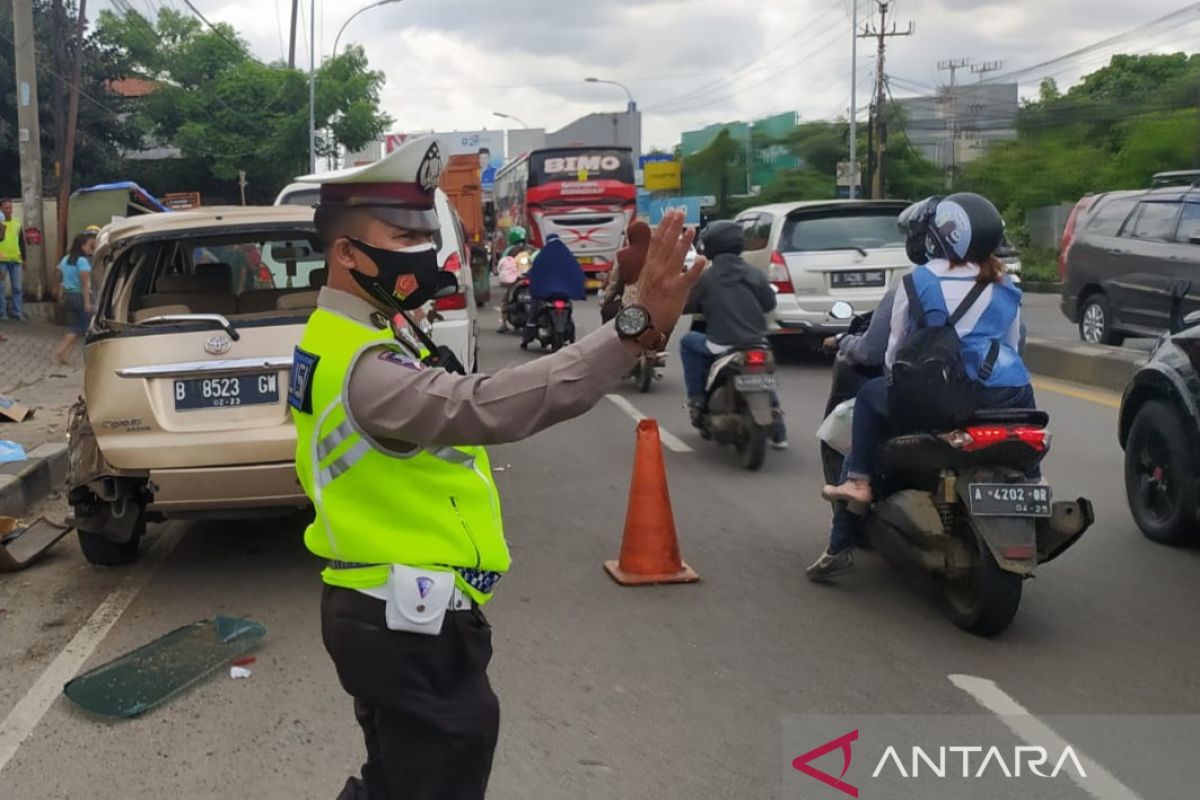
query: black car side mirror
1189 235 1200 245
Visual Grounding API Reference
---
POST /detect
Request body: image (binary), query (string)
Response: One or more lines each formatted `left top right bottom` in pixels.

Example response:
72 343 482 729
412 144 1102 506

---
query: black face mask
347 238 457 311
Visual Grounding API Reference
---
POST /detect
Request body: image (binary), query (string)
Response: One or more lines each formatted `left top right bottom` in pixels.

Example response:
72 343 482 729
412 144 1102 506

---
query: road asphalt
0 302 1196 799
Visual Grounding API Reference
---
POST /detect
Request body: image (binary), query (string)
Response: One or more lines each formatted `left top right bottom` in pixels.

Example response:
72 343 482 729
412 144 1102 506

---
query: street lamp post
492 111 531 129
311 0 403 173
333 0 401 57
584 76 636 112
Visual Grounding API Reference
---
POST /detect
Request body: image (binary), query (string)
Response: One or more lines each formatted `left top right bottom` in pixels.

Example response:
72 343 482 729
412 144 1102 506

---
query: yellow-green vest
0 216 21 262
291 307 510 604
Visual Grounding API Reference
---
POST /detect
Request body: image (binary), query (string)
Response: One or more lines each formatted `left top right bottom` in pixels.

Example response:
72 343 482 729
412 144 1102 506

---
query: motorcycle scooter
695 342 778 471
818 302 1094 636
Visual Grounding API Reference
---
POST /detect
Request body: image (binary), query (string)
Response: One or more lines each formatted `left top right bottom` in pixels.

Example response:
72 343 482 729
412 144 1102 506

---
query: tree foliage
959 52 1200 239
93 8 392 203
0 0 142 198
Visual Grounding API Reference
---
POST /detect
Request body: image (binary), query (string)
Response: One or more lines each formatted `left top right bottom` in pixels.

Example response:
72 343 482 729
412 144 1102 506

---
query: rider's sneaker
687 399 706 430
806 548 855 582
770 436 789 450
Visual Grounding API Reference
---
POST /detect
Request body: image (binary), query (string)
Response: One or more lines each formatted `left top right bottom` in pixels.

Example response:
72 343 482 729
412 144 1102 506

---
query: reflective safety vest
290 307 510 604
0 216 22 262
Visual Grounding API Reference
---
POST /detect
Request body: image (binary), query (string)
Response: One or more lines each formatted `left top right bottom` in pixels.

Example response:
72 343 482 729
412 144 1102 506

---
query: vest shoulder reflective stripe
291 307 510 603
0 217 22 262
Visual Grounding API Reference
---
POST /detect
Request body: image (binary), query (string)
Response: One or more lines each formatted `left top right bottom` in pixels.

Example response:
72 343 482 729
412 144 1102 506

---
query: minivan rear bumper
148 462 307 512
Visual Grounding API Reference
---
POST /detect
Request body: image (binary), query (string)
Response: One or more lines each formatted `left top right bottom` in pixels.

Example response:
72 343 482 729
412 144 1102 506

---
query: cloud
95 0 1200 151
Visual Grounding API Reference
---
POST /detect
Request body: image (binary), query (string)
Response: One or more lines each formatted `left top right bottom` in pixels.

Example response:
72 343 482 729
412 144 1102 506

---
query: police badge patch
418 142 442 192
288 347 319 413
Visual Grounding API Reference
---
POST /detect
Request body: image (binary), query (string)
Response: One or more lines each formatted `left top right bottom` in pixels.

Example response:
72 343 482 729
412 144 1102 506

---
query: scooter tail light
948 425 1050 452
745 349 770 366
552 300 567 309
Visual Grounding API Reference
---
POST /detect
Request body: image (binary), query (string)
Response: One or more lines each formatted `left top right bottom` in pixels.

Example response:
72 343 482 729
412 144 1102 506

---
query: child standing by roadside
52 229 97 364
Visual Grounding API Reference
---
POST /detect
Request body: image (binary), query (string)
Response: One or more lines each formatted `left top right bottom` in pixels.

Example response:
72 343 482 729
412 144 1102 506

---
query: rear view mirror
830 301 854 320
433 271 460 299
270 243 315 261
1189 235 1200 246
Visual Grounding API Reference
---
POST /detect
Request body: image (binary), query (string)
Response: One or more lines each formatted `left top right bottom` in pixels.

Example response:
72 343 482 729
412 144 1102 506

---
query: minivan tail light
769 251 794 294
434 252 467 311
1058 198 1091 281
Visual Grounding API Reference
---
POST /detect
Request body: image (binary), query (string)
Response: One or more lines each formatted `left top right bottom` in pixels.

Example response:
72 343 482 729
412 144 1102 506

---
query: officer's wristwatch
614 304 667 351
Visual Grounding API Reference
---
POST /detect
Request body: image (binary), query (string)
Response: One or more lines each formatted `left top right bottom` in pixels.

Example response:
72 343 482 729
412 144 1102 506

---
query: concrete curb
1020 281 1062 295
0 442 69 518
1023 336 1144 394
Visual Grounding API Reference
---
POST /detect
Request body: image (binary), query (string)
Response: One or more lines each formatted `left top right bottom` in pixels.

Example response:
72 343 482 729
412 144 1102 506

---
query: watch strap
635 327 668 351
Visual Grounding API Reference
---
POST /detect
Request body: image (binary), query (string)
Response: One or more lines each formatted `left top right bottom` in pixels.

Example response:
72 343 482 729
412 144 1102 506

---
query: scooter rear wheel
736 420 769 471
942 520 1023 637
638 359 654 393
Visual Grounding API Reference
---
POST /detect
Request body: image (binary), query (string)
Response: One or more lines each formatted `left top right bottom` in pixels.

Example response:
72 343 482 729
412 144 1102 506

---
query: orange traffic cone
604 419 700 586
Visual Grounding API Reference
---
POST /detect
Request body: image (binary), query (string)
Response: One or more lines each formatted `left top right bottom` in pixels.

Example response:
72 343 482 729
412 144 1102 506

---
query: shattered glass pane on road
63 615 266 718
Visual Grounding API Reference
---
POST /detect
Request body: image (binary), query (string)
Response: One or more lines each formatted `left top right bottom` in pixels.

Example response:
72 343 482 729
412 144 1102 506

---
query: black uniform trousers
321 585 500 800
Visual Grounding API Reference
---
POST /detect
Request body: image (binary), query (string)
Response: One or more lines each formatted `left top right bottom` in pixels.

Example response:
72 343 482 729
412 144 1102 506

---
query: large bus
494 146 636 288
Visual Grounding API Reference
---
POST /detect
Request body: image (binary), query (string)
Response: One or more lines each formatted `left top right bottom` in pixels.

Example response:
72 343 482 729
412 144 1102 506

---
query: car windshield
781 208 905 252
98 228 325 324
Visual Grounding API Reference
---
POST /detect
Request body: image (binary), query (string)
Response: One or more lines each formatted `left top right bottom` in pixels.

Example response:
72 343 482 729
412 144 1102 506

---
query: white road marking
0 528 184 774
605 394 693 453
949 674 1144 800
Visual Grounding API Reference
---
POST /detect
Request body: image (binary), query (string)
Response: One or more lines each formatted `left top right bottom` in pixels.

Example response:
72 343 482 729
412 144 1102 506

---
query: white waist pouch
384 564 457 636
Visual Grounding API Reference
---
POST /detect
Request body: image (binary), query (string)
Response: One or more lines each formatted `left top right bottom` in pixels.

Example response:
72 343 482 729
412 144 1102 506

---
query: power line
983 2 1200 84
178 0 247 56
662 29 851 117
381 69 733 94
647 0 847 112
648 10 851 114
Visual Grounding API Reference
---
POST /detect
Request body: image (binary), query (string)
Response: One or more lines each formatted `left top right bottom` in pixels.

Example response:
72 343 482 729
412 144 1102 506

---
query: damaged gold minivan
69 206 323 565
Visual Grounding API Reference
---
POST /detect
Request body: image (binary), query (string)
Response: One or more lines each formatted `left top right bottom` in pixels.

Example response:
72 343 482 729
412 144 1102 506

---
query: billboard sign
643 161 682 191
648 196 703 226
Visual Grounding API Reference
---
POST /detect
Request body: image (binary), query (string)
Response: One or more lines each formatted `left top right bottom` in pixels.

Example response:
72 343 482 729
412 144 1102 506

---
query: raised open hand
635 210 707 337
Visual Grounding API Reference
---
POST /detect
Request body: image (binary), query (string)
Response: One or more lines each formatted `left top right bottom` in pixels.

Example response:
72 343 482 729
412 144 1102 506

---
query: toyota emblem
204 335 232 355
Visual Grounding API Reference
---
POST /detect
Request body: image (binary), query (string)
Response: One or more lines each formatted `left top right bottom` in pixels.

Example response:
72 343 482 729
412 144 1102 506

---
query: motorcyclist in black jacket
680 220 787 447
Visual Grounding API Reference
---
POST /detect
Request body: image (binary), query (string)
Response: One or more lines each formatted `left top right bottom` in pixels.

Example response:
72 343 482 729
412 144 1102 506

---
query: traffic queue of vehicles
59 153 1200 637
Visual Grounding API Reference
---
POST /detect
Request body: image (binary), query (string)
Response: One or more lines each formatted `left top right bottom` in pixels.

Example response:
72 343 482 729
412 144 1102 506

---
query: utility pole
12 0 47 300
861 1 912 199
971 60 1004 83
937 58 972 88
848 0 859 199
288 0 299 68
938 59 971 188
57 0 88 262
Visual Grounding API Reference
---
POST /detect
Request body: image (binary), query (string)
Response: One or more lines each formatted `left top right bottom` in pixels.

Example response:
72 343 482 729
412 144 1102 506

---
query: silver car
734 201 910 342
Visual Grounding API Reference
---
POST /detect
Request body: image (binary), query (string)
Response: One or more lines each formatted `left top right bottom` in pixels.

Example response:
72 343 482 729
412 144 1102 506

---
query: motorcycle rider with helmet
497 226 536 333
807 192 1035 581
679 220 787 448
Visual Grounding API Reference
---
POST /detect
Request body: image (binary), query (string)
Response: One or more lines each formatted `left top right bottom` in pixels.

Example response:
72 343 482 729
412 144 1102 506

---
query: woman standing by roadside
52 229 97 364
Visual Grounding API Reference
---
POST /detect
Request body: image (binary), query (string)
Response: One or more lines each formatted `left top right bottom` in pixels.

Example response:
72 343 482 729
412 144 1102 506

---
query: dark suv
1119 308 1200 545
1060 187 1200 344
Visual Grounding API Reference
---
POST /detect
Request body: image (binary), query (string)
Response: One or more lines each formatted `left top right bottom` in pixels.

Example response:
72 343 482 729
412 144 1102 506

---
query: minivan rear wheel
1079 294 1124 346
72 494 146 566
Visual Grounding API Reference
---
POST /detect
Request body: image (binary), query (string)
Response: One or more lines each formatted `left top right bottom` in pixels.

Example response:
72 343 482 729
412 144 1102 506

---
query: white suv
274 184 477 372
734 201 910 343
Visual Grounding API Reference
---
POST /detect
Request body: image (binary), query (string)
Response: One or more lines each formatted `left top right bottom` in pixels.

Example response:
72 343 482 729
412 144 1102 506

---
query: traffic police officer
289 136 705 800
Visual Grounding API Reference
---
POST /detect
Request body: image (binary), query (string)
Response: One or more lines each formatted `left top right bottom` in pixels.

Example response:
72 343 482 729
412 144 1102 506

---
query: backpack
888 273 1000 432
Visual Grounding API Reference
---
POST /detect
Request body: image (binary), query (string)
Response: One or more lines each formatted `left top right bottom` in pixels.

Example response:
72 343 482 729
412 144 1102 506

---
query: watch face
617 306 649 337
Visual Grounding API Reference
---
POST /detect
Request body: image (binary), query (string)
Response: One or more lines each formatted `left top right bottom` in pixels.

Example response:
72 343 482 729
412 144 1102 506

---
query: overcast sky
93 0 1200 150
